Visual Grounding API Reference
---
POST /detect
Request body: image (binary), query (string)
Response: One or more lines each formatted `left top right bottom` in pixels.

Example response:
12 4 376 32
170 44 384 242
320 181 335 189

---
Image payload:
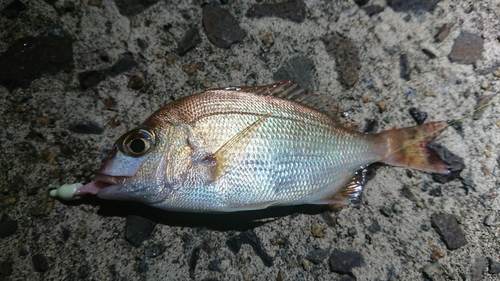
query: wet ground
1 0 499 280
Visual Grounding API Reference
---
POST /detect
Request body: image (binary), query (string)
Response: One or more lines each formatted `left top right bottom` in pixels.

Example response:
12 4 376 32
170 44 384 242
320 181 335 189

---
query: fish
74 80 451 212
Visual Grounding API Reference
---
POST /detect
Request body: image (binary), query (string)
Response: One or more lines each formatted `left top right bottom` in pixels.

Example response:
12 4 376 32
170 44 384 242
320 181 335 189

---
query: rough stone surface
431 213 468 250
448 31 484 65
1 0 500 280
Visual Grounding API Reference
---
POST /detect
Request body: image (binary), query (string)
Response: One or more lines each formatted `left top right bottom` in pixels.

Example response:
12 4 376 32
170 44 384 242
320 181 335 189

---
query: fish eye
120 128 155 157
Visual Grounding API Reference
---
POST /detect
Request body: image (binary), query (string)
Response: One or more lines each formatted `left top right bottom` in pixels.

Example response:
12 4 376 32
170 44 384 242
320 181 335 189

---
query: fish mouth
74 174 127 197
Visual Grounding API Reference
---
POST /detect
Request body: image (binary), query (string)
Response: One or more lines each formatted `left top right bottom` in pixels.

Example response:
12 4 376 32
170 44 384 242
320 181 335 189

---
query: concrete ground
1 0 499 280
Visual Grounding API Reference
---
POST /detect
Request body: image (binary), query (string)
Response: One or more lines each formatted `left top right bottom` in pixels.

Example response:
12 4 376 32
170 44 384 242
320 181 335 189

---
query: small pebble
306 248 330 264
77 264 91 278
493 69 500 78
481 81 491 90
377 102 387 113
329 249 365 275
128 75 144 90
430 247 446 260
435 23 452 43
347 227 357 237
146 243 166 258
421 224 430 231
483 188 498 200
489 258 500 274
311 221 325 238
301 260 309 271
380 205 393 217
0 214 18 238
125 215 157 247
276 269 285 281
422 263 444 280
484 214 497 226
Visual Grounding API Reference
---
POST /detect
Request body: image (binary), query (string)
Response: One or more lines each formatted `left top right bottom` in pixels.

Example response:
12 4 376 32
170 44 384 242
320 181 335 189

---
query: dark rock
146 243 166 258
422 49 437 59
363 119 378 133
322 34 360 88
448 31 483 65
128 74 144 90
306 248 330 264
136 259 148 274
387 0 442 12
62 227 70 241
189 246 200 278
435 23 452 43
0 214 18 239
354 0 369 7
329 249 365 275
429 144 465 183
429 186 442 197
208 259 221 272
246 0 306 23
399 54 411 81
136 38 148 49
77 70 106 89
203 2 246 49
124 215 157 247
421 224 430 231
471 257 488 280
273 56 315 93
226 229 273 267
32 254 49 272
68 122 104 135
0 35 73 91
431 213 467 250
401 186 417 201
367 219 381 233
363 5 385 16
100 51 110 62
102 53 135 76
114 0 160 17
0 259 13 279
178 27 202 56
489 258 500 274
24 131 45 142
1 0 26 19
77 264 91 278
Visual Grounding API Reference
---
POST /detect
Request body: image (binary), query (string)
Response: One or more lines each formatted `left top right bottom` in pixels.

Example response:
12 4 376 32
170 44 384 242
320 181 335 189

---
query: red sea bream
75 81 450 212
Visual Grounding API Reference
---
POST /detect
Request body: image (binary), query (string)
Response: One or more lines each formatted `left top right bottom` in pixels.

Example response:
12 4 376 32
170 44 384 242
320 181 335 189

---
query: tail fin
375 121 451 174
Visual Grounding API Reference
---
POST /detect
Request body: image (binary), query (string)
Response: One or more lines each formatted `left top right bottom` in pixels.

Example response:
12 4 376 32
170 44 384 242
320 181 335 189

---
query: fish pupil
130 138 146 153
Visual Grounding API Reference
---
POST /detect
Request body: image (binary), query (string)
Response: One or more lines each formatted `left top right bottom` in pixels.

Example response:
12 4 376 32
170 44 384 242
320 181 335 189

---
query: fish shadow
80 197 331 231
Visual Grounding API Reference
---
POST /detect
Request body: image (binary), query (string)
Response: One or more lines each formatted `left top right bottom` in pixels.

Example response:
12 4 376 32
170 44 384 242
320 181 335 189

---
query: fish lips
74 174 126 199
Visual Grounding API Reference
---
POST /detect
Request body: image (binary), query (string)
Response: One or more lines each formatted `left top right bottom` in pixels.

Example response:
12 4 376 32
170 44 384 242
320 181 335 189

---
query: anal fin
312 169 368 205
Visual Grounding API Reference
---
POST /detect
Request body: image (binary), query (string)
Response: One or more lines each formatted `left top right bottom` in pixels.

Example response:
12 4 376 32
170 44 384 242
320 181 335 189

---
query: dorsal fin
212 80 342 121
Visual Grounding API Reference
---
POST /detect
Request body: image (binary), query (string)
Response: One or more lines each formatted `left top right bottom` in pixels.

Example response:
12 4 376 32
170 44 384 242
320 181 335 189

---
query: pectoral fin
212 113 272 181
